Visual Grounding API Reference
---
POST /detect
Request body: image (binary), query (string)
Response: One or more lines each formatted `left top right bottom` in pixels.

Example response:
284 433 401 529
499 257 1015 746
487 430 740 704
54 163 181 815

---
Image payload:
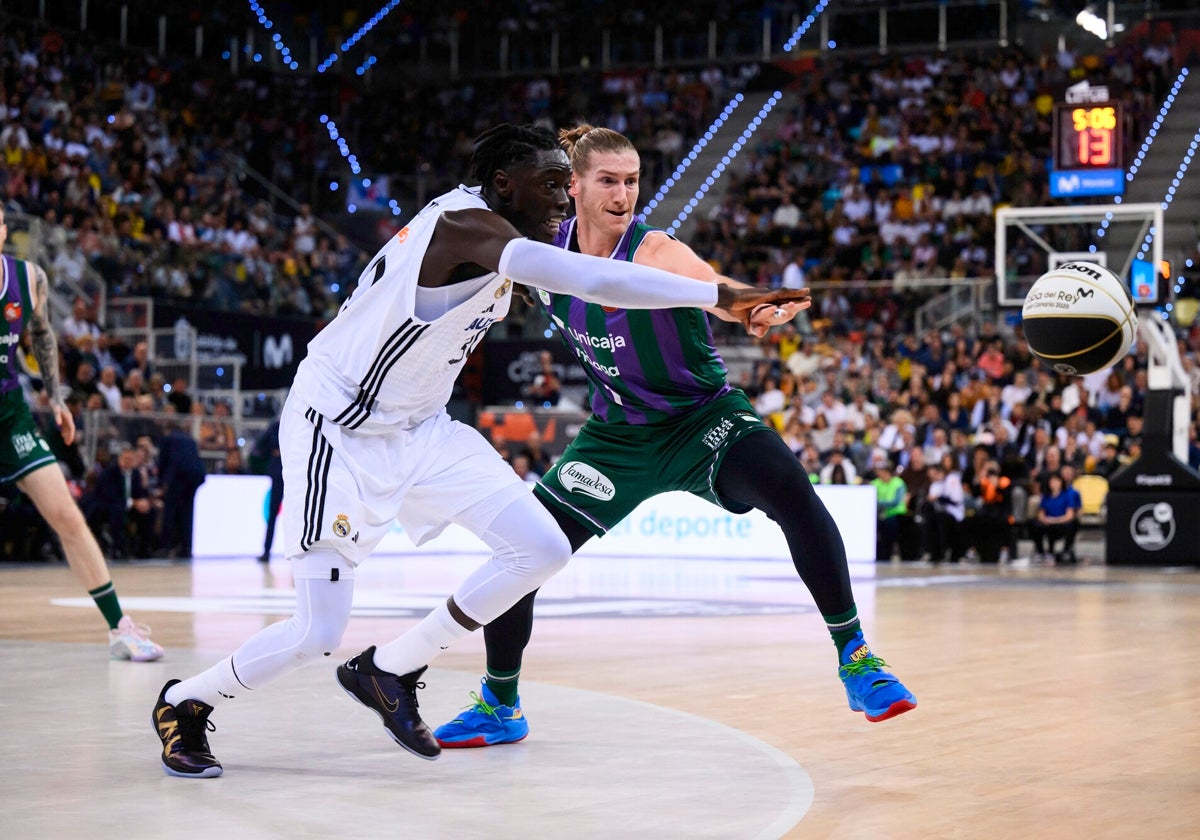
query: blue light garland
642 95 744 219
248 1 300 70
783 0 831 52
1094 67 1189 245
321 114 362 178
665 91 784 236
318 0 401 73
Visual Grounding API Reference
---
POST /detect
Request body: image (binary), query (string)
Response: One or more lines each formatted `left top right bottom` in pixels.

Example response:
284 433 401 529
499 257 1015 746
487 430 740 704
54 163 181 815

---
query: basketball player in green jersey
0 206 162 661
434 126 915 747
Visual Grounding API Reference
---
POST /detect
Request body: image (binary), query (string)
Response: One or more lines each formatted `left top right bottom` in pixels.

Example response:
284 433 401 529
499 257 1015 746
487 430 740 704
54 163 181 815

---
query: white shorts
279 395 531 566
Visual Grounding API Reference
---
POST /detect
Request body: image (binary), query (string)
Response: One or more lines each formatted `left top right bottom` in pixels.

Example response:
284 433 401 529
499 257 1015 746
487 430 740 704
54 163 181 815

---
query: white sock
165 656 247 708
371 601 472 676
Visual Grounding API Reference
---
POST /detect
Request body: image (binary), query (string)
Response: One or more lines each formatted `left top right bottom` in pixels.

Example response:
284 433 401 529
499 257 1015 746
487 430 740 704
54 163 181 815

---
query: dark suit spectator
969 459 1014 564
1092 438 1123 478
86 443 152 558
249 419 283 563
898 446 931 559
166 376 193 415
121 340 154 381
158 422 207 558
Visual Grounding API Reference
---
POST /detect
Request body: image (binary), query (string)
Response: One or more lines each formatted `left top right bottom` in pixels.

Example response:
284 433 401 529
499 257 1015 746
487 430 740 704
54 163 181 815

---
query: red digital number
1077 129 1112 166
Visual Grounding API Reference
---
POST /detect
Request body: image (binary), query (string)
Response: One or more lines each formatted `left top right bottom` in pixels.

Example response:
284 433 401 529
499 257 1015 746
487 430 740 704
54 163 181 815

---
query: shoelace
117 621 156 642
463 690 501 722
393 674 425 709
176 714 216 750
839 654 890 679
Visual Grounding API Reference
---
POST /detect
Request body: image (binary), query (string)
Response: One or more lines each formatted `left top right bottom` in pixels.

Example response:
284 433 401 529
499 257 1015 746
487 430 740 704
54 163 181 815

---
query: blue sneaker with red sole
434 679 529 748
839 632 917 722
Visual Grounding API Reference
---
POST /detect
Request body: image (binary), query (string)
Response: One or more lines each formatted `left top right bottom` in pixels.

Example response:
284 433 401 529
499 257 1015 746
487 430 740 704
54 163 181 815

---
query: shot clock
1048 99 1125 197
1054 102 1123 171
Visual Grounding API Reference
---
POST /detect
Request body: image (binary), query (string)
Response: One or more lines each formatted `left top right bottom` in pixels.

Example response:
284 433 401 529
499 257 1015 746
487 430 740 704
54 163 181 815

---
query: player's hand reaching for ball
711 285 812 338
746 298 809 338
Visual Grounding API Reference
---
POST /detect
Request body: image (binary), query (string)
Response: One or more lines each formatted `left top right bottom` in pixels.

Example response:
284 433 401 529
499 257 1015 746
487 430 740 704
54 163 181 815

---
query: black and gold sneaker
152 680 223 778
336 646 440 760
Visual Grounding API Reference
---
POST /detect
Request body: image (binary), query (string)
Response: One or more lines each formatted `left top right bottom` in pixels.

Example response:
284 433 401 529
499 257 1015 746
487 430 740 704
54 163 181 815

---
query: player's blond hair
558 124 636 175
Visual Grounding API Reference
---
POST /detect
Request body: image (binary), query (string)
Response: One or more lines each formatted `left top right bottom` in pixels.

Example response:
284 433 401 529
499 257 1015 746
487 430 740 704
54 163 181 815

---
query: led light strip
356 55 378 76
318 0 401 73
1124 67 1189 187
247 1 299 69
642 95 744 219
1147 110 1197 322
1094 67 1189 246
320 114 362 177
783 0 831 52
665 91 784 236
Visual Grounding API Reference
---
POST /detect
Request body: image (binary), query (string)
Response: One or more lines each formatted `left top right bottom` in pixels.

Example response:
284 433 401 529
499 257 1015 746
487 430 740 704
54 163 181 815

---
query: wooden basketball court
2 549 1198 838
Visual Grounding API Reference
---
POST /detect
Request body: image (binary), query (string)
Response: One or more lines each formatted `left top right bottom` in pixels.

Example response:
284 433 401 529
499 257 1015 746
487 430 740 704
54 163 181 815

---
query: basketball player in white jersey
152 123 807 777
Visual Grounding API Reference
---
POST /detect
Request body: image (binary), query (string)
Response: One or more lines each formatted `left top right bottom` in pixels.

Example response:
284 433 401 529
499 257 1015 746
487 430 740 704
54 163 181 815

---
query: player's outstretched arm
27 262 75 444
427 209 800 311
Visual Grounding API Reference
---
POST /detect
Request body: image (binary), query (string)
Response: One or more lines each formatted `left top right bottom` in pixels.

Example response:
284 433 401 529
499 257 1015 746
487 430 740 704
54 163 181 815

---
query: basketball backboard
995 203 1164 307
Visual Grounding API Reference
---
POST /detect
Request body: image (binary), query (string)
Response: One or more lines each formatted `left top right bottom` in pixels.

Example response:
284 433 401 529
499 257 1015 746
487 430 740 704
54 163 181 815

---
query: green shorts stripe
534 390 773 537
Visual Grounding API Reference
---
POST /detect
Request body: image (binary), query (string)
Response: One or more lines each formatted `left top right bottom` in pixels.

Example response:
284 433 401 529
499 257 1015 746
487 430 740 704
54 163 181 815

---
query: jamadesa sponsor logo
558 461 616 501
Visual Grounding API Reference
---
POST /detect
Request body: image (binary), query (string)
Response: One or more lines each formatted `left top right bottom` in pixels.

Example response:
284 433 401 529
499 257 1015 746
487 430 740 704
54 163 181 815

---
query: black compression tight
712 430 856 615
483 430 856 673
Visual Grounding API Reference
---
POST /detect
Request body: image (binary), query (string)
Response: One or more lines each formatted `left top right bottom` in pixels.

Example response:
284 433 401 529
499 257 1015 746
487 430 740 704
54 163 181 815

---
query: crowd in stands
0 20 371 319
737 319 1200 565
689 38 1181 343
4 292 256 562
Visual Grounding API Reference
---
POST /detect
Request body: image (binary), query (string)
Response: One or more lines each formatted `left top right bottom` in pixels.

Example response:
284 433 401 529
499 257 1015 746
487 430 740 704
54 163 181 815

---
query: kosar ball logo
558 461 615 501
1129 502 1175 551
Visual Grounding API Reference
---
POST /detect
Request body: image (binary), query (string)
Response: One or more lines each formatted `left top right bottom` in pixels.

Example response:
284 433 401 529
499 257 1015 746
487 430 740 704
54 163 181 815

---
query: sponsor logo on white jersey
558 460 615 501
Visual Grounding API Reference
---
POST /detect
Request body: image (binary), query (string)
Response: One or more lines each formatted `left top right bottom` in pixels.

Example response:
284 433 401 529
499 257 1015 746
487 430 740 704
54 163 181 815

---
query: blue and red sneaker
839 632 917 722
434 679 529 748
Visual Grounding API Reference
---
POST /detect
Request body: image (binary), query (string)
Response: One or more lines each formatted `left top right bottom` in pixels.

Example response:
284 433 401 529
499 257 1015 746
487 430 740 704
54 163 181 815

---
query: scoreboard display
1054 102 1123 171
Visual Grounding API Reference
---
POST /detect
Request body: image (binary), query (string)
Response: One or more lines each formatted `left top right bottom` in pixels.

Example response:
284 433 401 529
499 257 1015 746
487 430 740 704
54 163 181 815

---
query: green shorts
0 388 57 485
535 390 773 536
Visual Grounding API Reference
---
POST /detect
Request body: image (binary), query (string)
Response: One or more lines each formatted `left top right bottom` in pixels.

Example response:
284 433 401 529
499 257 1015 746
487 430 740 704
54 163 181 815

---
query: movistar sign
1049 168 1124 197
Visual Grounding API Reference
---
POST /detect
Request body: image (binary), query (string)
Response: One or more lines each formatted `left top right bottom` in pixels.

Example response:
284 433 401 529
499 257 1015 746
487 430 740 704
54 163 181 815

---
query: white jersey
291 186 511 431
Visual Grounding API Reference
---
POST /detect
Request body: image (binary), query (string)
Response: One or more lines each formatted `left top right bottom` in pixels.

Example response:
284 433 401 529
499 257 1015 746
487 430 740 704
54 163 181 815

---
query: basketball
1021 261 1138 375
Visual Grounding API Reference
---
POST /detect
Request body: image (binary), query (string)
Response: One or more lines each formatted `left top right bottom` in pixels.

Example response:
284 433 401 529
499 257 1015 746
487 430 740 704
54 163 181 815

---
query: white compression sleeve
497 237 719 309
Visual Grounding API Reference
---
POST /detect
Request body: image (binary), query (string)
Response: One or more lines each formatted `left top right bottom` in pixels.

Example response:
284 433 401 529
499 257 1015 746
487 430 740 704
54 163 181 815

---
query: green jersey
538 217 731 425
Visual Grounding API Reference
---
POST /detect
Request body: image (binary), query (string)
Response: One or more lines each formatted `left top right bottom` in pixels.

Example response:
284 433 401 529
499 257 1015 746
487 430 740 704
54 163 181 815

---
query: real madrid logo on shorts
495 278 511 299
332 513 352 538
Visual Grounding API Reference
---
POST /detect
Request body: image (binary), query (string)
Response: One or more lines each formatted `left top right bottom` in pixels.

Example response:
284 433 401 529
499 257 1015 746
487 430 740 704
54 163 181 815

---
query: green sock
824 606 862 657
485 667 521 707
88 583 124 630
